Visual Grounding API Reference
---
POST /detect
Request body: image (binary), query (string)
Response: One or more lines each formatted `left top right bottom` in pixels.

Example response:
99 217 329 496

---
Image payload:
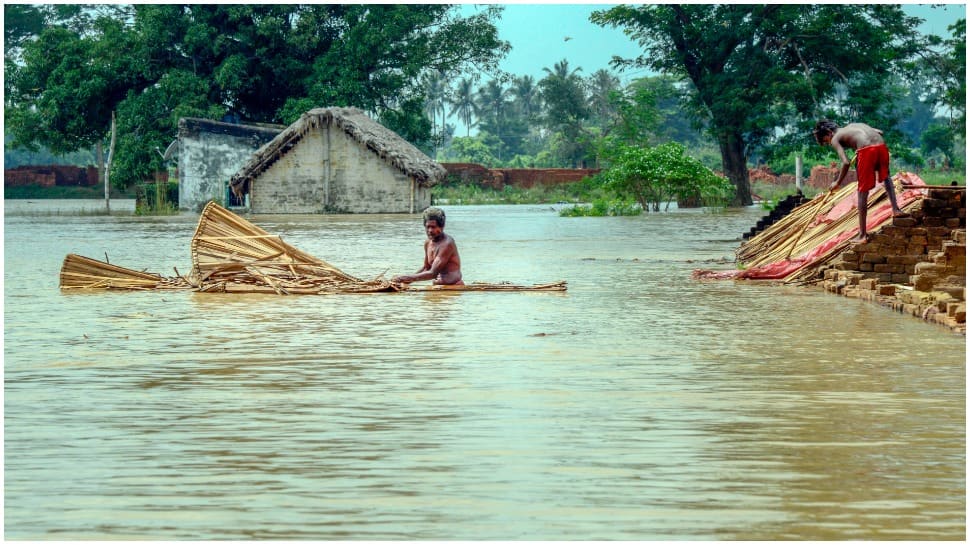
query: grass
432 177 612 205
4 184 137 199
917 170 965 186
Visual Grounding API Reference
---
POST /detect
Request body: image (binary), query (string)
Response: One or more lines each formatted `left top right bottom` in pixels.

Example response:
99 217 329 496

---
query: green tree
539 59 589 166
921 123 956 167
591 4 923 206
601 142 734 212
442 134 502 165
920 18 966 166
449 77 478 137
586 69 621 130
6 4 509 188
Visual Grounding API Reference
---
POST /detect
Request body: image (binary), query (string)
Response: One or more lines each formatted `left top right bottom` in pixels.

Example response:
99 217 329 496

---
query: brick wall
4 165 99 187
441 163 598 189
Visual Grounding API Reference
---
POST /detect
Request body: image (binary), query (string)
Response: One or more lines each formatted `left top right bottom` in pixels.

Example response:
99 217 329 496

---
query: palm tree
510 75 540 123
422 70 449 134
540 59 589 166
449 77 477 137
475 79 510 132
543 59 583 82
587 69 620 129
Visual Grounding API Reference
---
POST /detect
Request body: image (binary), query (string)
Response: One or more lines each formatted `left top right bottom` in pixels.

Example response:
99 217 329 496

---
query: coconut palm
449 77 477 137
421 70 449 134
587 69 621 129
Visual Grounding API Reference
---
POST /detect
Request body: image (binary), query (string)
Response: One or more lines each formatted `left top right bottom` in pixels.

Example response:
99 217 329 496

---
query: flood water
4 199 965 540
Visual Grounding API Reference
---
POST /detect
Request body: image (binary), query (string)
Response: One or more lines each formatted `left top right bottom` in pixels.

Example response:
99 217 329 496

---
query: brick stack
821 187 966 332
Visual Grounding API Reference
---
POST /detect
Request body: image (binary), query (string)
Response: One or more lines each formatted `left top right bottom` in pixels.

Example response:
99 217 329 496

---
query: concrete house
177 118 283 212
228 107 446 214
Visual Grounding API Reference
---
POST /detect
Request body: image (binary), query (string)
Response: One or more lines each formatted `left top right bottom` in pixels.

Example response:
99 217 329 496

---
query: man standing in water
813 120 908 242
392 207 464 286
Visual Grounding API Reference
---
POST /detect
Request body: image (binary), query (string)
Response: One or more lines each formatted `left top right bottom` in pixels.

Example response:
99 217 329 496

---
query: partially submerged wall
441 163 599 189
178 118 282 212
5 165 99 187
250 125 430 214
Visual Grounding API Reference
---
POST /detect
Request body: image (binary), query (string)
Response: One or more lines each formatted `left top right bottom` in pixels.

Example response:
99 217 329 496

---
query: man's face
425 219 443 240
819 132 833 146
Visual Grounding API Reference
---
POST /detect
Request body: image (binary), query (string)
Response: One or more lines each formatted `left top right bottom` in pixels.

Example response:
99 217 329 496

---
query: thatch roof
229 107 446 196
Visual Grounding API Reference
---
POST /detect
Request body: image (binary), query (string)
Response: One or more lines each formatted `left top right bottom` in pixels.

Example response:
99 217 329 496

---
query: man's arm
394 240 455 283
829 135 853 190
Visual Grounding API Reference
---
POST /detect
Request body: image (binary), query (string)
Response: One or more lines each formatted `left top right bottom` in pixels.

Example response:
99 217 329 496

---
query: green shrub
559 199 642 217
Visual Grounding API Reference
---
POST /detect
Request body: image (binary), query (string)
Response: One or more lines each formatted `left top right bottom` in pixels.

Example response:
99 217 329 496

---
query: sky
470 2 966 85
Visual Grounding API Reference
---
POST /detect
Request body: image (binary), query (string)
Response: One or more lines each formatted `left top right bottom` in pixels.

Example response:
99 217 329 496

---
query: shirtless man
813 120 907 242
392 207 463 285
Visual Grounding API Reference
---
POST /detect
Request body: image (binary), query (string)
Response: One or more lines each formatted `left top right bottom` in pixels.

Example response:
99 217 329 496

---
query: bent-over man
813 120 908 242
392 207 463 286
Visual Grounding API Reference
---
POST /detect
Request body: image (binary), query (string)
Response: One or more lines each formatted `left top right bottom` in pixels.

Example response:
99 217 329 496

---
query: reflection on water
4 201 965 540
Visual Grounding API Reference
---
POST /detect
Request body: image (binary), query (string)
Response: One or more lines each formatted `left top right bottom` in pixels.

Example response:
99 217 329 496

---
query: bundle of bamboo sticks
59 253 192 291
734 176 918 284
189 202 395 294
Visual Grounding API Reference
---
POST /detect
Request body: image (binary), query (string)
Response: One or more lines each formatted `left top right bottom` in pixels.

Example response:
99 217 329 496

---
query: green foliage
440 134 502 165
558 199 641 217
598 142 734 212
591 5 925 206
134 182 179 215
921 123 957 166
6 5 509 189
431 175 611 205
4 135 96 168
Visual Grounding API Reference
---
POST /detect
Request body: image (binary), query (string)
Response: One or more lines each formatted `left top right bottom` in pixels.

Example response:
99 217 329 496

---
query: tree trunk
718 131 752 206
104 111 117 213
96 140 104 189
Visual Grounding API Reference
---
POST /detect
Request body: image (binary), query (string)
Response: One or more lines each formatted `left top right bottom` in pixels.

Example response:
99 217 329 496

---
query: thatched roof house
228 107 446 214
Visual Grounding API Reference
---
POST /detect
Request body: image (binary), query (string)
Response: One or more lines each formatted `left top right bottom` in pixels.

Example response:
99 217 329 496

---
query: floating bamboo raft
60 202 566 294
693 172 927 284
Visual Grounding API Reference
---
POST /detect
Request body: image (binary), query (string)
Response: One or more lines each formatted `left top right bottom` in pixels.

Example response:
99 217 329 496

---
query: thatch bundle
59 253 192 291
60 201 566 294
190 201 395 294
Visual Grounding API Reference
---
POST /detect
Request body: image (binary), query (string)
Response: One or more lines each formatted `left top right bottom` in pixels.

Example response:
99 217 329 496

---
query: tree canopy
591 4 927 205
5 4 509 187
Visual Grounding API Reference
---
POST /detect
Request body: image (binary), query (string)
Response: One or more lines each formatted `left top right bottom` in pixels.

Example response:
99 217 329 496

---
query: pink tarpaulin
694 173 927 281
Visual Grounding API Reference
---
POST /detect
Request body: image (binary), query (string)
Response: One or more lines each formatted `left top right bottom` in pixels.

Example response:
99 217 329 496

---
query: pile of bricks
820 187 966 333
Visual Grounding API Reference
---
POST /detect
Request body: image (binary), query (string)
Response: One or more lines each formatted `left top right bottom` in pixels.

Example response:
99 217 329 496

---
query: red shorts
855 143 890 192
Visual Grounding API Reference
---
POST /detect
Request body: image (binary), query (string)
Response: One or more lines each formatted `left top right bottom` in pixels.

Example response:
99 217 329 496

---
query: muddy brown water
4 200 965 539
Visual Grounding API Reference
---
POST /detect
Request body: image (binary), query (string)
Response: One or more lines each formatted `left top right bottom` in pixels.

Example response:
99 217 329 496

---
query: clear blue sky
466 2 966 84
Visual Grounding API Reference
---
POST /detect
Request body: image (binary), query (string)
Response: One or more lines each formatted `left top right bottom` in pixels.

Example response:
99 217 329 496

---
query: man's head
813 120 839 145
423 207 446 239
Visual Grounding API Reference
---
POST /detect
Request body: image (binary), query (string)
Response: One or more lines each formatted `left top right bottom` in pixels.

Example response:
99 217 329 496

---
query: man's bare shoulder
837 123 884 147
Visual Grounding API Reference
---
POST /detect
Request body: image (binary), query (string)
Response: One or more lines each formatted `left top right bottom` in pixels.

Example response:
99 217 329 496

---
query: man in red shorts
813 120 908 242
